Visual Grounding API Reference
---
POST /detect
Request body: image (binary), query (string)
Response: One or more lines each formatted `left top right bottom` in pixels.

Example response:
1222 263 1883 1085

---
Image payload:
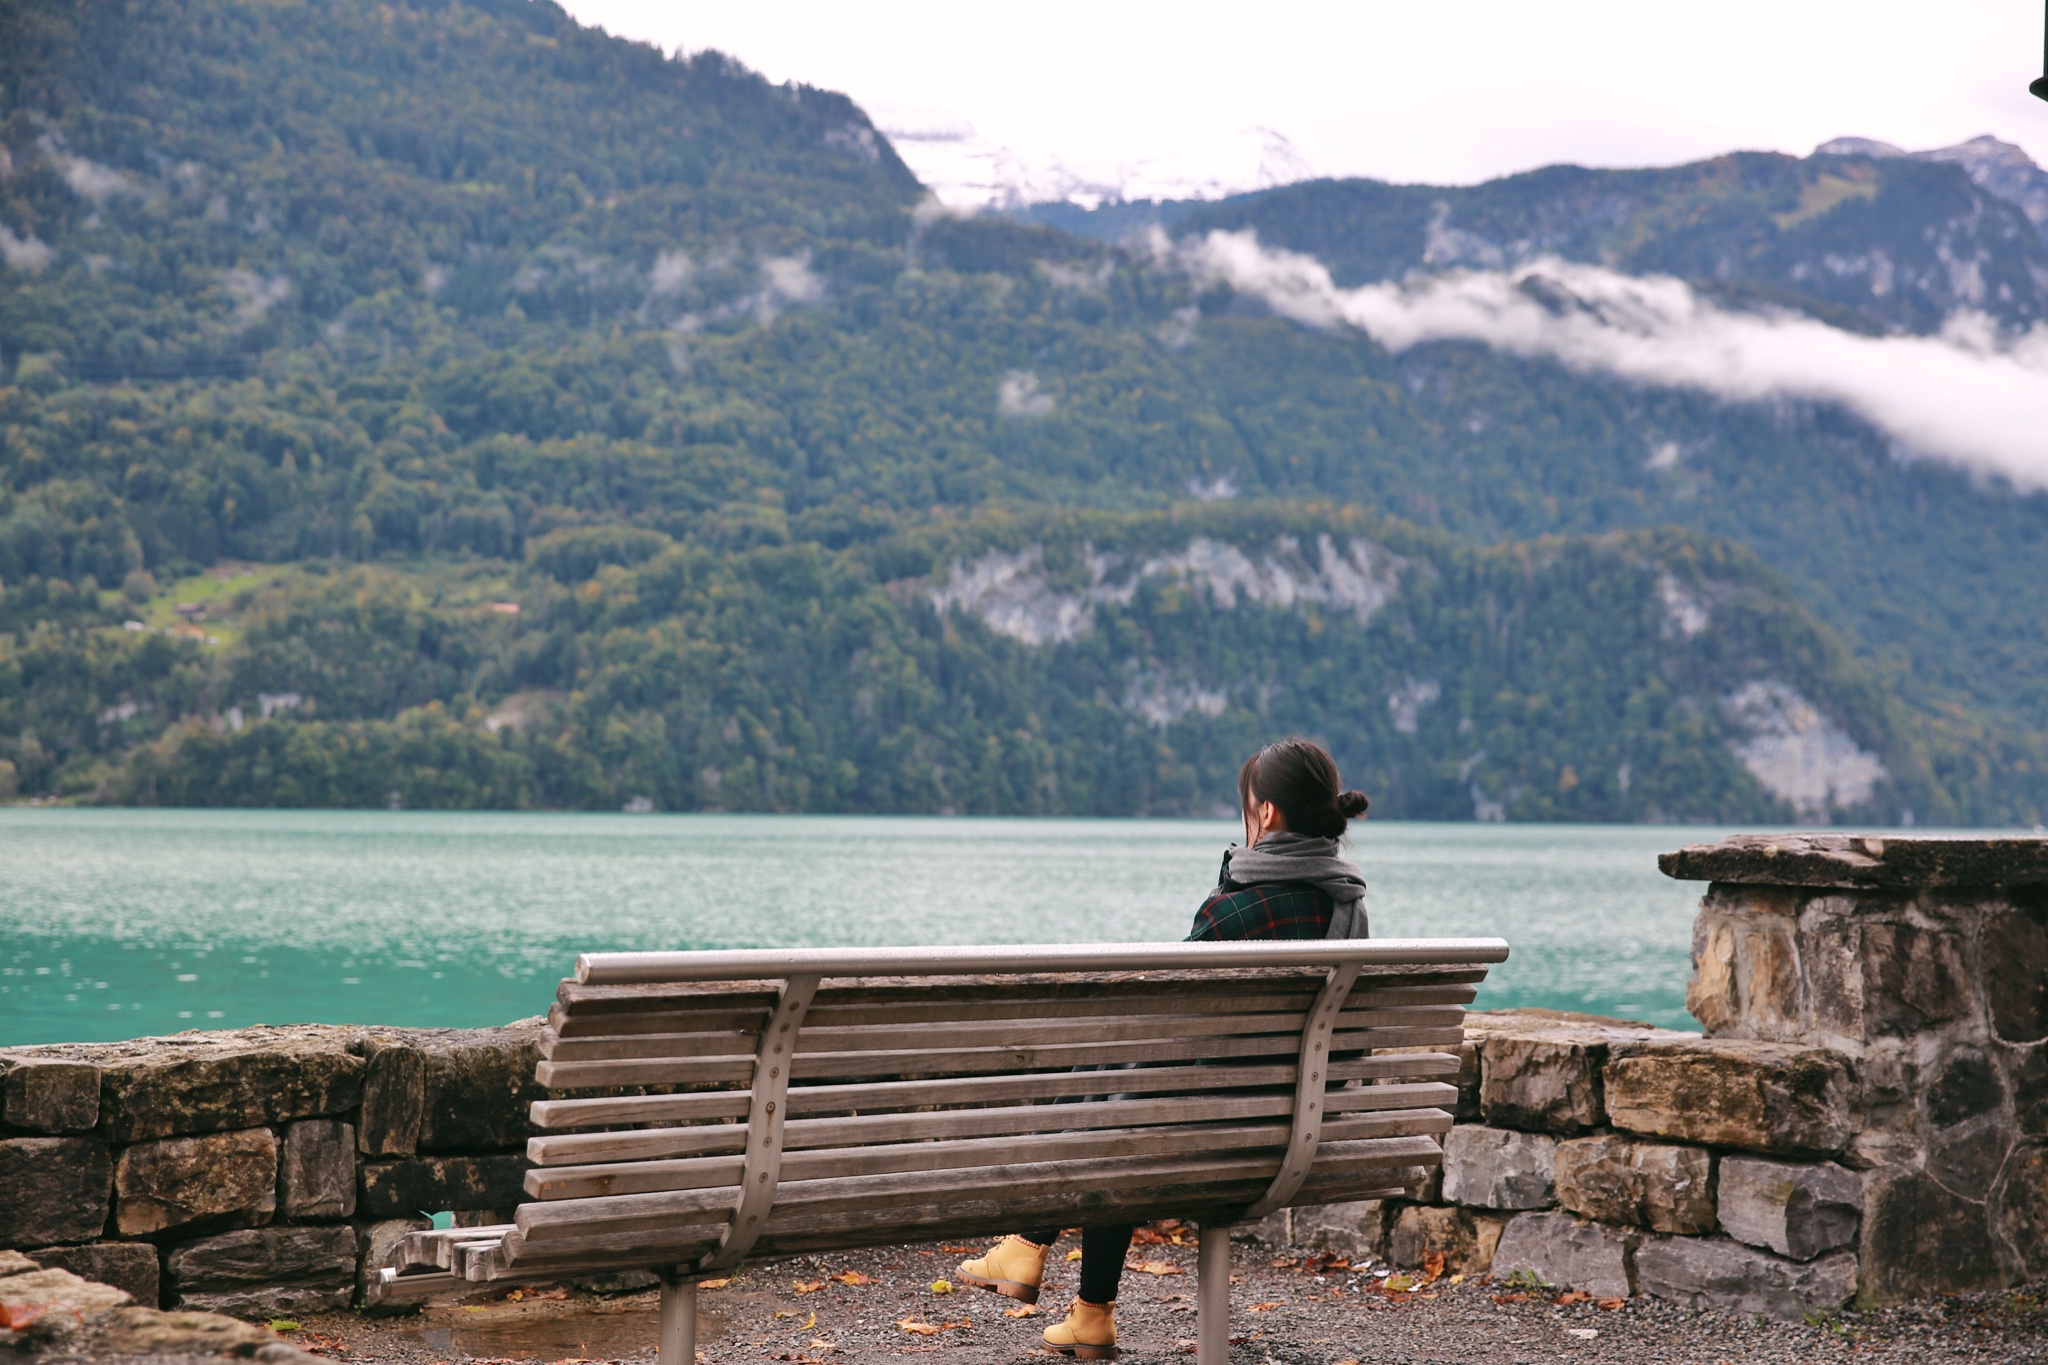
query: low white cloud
223 268 290 322
0 224 52 272
649 249 695 296
38 136 136 203
761 254 822 305
1170 228 2048 492
997 370 1056 418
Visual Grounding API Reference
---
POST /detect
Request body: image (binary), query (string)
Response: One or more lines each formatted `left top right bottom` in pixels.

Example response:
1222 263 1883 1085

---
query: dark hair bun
1336 789 1370 819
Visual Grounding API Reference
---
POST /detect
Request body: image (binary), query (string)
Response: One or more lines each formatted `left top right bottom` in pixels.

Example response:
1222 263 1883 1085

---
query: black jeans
1018 1225 1135 1304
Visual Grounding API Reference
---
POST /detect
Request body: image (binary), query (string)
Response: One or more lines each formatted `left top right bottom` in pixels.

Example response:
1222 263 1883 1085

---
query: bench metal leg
658 1276 697 1365
1197 1222 1231 1365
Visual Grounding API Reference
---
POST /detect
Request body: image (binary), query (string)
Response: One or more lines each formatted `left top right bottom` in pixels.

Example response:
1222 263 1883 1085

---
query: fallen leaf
929 1281 953 1295
5 1302 56 1331
942 1246 979 1255
700 1279 732 1290
1596 1298 1626 1312
1004 1305 1040 1318
1246 1301 1283 1312
296 1334 348 1356
777 1311 803 1319
832 1272 876 1287
896 1320 942 1336
1492 1292 1531 1305
533 1289 568 1301
1066 1249 1084 1261
1448 1274 1467 1285
1383 1274 1417 1293
1268 1257 1299 1269
793 1280 825 1294
1422 1251 1446 1283
808 1339 837 1350
1335 1359 1362 1365
1132 1260 1185 1276
268 1319 303 1332
1554 1290 1593 1306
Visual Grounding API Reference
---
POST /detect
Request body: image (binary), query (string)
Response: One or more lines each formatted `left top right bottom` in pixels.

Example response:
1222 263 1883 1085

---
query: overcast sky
561 0 2048 189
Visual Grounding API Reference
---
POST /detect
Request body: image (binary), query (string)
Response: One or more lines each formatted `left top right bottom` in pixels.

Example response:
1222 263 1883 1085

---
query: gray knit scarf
1222 831 1370 939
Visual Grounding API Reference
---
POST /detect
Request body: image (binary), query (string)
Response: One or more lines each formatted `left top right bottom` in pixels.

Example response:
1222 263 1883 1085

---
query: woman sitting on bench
957 738 1372 1358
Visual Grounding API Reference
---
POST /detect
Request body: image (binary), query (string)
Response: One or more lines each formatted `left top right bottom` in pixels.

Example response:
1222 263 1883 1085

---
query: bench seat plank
526 1082 1459 1167
530 1051 1461 1131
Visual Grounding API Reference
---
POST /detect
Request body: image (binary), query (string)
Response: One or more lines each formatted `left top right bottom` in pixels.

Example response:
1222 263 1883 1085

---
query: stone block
86 1305 309 1360
26 1242 161 1308
1289 1201 1386 1260
0 1136 113 1246
1440 1125 1555 1210
1859 1168 2003 1301
358 1153 529 1219
1 1060 101 1133
1990 1144 2048 1280
0 1265 134 1316
355 1036 425 1157
1686 890 1807 1041
0 1252 37 1275
1478 1031 1607 1134
5 1027 364 1143
280 1120 356 1220
356 1217 431 1315
2012 1043 2048 1140
1228 1211 1289 1245
1658 833 2048 890
1635 1237 1856 1320
1861 922 1971 1036
114 1128 277 1237
1554 1135 1714 1235
1489 1211 1635 1297
1604 1039 1855 1156
1985 906 2048 1045
1716 1157 1860 1261
416 1025 546 1152
1386 1205 1508 1275
167 1225 358 1316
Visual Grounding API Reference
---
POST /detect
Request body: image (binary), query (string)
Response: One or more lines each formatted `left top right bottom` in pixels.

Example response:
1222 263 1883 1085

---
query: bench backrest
475 939 1506 1286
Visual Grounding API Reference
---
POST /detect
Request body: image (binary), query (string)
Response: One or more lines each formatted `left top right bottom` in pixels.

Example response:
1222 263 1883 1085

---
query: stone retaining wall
3 834 2042 1322
1270 833 2048 1320
0 1022 549 1315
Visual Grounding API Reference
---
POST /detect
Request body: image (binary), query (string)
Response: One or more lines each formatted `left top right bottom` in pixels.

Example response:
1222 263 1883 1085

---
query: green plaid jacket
1185 853 1333 941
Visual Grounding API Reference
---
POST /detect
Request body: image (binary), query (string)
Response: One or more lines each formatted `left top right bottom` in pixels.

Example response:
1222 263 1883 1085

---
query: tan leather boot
956 1234 1050 1304
1042 1297 1117 1359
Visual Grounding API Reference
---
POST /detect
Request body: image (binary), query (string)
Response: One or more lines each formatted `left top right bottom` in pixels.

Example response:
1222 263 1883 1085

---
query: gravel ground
270 1235 2048 1365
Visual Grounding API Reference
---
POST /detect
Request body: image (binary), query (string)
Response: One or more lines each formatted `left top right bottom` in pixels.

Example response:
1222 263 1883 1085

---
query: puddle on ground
401 1307 727 1361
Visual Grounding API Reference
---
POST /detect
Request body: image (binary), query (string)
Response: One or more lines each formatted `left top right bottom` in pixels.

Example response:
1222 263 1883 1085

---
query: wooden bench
374 939 1508 1364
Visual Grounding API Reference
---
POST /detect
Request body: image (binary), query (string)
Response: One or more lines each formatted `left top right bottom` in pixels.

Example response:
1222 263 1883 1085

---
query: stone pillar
1661 833 2048 1301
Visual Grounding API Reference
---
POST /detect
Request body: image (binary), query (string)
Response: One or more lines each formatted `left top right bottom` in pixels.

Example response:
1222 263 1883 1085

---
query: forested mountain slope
1 0 2043 822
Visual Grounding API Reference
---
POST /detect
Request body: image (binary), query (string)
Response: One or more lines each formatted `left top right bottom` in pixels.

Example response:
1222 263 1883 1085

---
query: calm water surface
0 811 1735 1045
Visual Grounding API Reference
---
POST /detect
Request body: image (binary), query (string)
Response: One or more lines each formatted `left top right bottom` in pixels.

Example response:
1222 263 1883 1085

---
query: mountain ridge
1 0 2043 822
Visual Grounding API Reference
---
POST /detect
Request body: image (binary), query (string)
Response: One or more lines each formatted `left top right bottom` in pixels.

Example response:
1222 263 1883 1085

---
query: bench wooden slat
516 1135 1443 1246
550 965 1490 1020
525 1082 1459 1168
540 1005 1469 1063
535 1023 1466 1090
524 1108 1454 1202
529 1051 1461 1131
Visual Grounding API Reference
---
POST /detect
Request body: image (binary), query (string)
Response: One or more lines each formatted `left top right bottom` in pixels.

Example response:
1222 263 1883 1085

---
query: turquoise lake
0 810 1744 1046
